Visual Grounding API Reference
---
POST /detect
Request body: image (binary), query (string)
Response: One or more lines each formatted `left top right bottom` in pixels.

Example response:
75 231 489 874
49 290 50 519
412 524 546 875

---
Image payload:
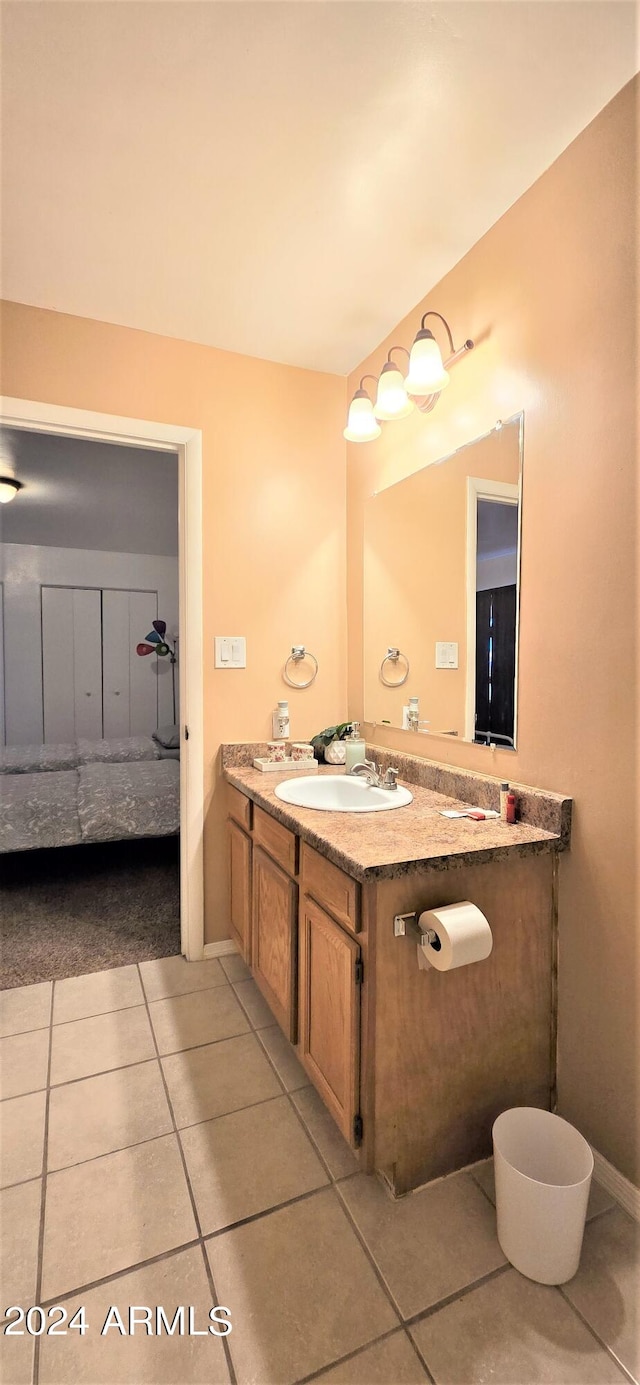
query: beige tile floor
0 951 638 1385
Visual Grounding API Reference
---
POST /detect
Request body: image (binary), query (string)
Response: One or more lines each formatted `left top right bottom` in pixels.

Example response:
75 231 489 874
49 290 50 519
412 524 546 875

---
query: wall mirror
363 413 523 749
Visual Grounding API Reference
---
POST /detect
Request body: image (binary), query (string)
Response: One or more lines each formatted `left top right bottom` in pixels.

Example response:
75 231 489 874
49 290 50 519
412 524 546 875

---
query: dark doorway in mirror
475 584 517 747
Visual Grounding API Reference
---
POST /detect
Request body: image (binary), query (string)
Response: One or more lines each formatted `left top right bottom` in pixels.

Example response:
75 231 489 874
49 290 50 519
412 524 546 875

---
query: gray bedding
77 736 161 765
77 760 180 845
0 759 179 853
0 743 79 774
0 772 82 853
1 735 162 774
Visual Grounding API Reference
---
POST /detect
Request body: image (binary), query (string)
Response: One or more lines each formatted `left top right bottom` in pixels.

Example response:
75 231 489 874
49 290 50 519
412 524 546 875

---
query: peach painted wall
0 303 347 942
348 79 639 1183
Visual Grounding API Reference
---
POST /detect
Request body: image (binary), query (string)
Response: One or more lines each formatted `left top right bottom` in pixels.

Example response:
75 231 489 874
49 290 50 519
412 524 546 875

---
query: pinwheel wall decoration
136 620 178 722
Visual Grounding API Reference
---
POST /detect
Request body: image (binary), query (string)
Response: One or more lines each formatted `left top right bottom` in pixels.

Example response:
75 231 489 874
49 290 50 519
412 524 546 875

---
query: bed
0 735 180 853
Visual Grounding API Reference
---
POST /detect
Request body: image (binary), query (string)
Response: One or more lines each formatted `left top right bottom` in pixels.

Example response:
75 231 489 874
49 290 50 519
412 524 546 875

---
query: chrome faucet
349 760 400 790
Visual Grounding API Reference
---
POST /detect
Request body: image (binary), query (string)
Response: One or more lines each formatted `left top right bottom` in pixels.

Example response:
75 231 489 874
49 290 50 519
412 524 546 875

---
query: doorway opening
0 398 204 981
465 477 520 748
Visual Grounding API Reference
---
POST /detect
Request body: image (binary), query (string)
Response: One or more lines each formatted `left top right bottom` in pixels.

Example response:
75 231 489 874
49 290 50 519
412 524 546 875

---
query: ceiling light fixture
0 477 23 504
344 312 474 442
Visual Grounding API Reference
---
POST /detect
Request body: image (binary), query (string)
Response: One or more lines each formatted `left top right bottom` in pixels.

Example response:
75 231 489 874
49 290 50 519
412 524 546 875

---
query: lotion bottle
345 722 366 773
500 781 510 821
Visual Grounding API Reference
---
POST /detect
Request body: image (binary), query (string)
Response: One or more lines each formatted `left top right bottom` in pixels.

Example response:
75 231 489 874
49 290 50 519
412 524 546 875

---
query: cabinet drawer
228 784 252 832
253 805 298 876
301 843 360 934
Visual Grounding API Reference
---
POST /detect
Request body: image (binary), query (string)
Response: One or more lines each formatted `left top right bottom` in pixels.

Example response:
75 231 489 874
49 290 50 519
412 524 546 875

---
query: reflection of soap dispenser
345 722 366 772
272 700 290 740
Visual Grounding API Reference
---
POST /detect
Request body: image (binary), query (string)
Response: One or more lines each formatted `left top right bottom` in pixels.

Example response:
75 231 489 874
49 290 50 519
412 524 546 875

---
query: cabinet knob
85 692 92 697
113 690 121 696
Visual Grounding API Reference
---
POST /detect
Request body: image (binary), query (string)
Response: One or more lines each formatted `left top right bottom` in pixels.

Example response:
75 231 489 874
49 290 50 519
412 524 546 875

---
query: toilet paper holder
393 911 442 954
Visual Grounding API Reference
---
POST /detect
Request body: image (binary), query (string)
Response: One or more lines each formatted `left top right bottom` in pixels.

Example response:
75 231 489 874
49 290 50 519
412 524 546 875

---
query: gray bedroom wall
0 429 178 556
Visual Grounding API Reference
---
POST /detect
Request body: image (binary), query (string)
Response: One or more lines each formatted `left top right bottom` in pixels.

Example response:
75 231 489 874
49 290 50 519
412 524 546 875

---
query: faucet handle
382 767 399 789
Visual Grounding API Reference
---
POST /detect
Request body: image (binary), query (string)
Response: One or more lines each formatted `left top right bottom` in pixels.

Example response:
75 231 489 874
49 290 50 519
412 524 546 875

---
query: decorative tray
253 757 318 773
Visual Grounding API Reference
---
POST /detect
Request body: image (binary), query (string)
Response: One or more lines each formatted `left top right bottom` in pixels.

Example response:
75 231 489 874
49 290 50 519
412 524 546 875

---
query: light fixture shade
343 389 382 442
0 477 22 504
404 330 450 396
374 362 414 420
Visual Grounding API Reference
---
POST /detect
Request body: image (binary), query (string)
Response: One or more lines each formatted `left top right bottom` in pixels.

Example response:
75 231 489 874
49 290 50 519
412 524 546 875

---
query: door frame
0 396 204 961
465 476 520 747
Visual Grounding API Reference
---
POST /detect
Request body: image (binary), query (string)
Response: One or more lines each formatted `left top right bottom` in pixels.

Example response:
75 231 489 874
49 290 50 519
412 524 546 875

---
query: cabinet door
299 896 361 1146
42 586 102 742
102 589 158 738
228 818 252 963
251 846 298 1041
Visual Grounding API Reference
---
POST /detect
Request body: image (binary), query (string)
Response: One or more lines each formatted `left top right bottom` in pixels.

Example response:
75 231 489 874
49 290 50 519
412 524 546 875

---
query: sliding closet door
102 589 159 737
42 587 102 742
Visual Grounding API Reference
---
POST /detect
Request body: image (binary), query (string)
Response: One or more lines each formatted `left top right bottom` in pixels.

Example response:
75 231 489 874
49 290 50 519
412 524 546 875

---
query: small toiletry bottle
499 781 510 822
272 700 290 740
407 697 420 732
345 722 366 773
506 792 517 824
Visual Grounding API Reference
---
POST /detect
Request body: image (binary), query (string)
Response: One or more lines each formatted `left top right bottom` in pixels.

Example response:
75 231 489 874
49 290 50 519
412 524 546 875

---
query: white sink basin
274 774 413 813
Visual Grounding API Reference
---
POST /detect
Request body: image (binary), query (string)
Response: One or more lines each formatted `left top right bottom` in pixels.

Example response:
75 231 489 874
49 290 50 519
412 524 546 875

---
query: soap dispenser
345 722 366 773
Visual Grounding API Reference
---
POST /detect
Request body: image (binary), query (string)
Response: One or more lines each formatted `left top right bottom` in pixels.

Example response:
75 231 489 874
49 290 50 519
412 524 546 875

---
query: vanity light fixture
374 355 414 421
343 375 382 442
0 476 23 503
344 312 474 442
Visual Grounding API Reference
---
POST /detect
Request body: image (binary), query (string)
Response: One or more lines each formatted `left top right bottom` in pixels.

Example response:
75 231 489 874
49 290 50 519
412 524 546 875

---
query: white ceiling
1 2 637 374
0 430 178 556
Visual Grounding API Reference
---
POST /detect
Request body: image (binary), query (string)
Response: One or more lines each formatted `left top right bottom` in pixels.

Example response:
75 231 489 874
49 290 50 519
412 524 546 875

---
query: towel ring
380 647 410 687
283 645 318 689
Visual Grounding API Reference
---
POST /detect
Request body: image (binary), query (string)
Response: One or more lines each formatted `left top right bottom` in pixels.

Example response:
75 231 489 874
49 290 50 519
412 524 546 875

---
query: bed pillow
77 736 160 765
152 724 180 750
0 743 79 774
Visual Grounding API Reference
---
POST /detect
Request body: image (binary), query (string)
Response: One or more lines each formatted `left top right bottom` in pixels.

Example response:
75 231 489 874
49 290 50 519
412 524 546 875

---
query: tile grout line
294 1325 408 1385
0 968 233 1042
239 1003 431 1381
229 980 274 1032
135 962 237 1385
31 977 55 1385
41 1015 256 1093
14 1240 203 1315
402 1327 438 1384
556 1286 637 1385
248 1018 420 1369
403 1262 511 1329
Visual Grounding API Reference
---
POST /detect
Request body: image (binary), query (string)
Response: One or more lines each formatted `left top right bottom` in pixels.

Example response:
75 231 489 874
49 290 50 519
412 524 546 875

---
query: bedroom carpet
0 837 181 988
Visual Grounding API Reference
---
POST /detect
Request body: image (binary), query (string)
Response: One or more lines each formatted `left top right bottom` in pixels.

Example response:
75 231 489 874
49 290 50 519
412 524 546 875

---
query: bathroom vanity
224 745 571 1195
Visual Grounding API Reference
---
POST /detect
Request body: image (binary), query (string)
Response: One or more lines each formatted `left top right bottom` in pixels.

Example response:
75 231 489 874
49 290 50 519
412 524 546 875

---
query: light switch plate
435 641 459 669
215 636 246 668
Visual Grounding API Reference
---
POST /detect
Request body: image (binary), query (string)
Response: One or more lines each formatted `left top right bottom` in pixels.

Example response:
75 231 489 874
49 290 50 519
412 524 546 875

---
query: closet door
102 589 159 738
42 587 102 742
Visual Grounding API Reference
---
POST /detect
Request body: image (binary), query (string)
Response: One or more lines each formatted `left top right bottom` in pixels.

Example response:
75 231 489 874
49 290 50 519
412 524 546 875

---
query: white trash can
492 1107 593 1285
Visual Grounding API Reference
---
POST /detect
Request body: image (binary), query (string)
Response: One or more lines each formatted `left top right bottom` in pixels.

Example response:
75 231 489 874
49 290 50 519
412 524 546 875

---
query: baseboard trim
203 940 239 959
592 1147 640 1221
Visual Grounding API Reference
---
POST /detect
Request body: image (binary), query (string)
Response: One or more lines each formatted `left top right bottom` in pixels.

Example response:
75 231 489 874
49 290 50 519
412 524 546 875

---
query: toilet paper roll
418 901 492 972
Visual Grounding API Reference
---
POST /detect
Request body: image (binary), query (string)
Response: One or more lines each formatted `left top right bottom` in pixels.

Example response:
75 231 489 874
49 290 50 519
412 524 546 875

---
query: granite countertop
224 763 563 882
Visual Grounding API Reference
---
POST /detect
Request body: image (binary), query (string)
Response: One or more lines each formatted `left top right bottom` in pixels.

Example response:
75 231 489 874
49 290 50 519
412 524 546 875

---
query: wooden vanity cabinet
251 845 298 1042
298 895 362 1147
226 781 558 1192
228 818 252 963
